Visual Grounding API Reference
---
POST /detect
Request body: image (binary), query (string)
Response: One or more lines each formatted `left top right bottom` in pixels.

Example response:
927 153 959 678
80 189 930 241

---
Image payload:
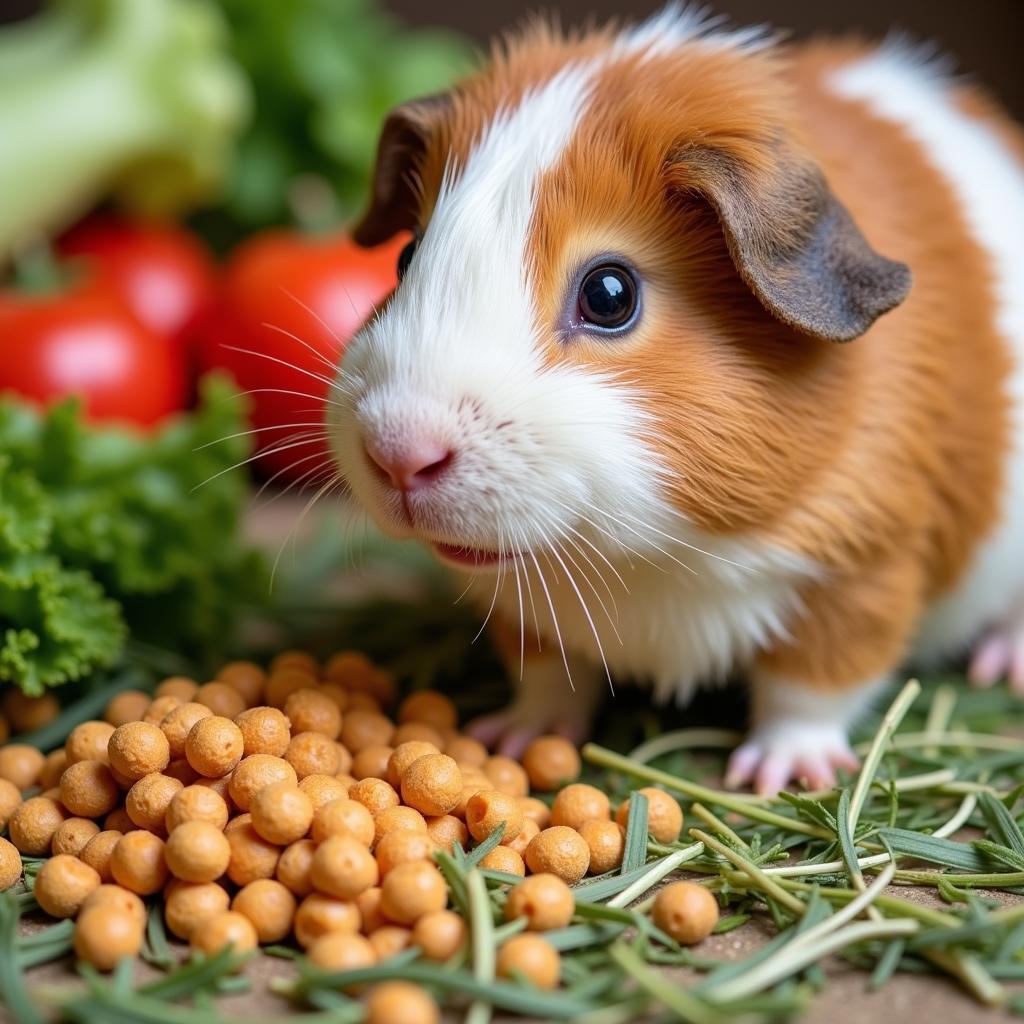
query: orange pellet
270 649 319 676
285 688 342 739
616 788 684 844
504 873 575 931
226 823 280 886
2 690 59 733
356 886 388 934
81 883 147 930
298 773 349 812
294 892 361 948
651 880 719 944
51 817 100 857
195 681 247 720
184 716 243 778
497 933 560 989
33 854 101 917
232 878 297 943
401 754 462 816
0 778 19 831
74 905 143 971
216 661 266 707
412 909 466 962
164 880 230 939
125 773 183 832
385 741 439 790
191 910 258 961
110 831 168 895
250 783 313 845
264 667 318 709
276 839 316 897
165 821 231 882
372 805 427 847
504 817 540 857
39 749 69 790
235 706 291 758
579 819 626 875
160 702 213 759
143 695 182 726
550 783 611 831
479 845 526 877
525 826 590 884
103 690 151 727
155 676 200 702
228 754 297 811
444 735 488 767
397 691 457 731
312 798 375 847
8 796 67 855
352 745 394 781
0 744 45 789
286 732 341 779
0 837 21 890
375 830 437 876
392 722 445 749
425 814 469 854
348 778 400 817
521 735 581 791
368 925 413 962
366 980 439 1024
79 830 123 883
465 790 524 844
65 721 116 766
379 860 447 925
165 784 230 832
519 797 551 830
307 931 377 973
107 722 170 781
483 756 529 798
340 711 395 754
60 760 119 818
311 835 379 899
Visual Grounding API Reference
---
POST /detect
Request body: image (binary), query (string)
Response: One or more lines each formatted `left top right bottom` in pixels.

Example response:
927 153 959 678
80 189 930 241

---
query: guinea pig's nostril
364 438 454 492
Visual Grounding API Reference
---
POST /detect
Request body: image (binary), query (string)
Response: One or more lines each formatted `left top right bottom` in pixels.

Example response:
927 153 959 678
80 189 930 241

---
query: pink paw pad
465 708 586 759
725 726 859 796
969 626 1024 693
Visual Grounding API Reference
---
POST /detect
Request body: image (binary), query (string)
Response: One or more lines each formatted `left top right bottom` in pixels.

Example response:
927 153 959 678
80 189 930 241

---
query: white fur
330 15 816 709
617 3 775 60
831 47 1024 661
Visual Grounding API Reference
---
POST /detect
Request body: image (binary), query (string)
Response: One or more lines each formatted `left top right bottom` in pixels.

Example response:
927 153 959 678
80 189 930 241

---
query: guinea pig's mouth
430 541 510 569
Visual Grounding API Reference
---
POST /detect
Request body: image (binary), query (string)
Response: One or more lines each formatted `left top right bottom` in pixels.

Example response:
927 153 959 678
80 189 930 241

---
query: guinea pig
328 5 1024 793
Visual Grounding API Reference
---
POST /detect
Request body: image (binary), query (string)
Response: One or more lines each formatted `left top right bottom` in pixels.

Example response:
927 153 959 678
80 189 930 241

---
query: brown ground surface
7 495 1023 1022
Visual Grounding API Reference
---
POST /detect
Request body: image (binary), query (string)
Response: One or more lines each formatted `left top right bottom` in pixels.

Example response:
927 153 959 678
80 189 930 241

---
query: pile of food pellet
0 651 717 1023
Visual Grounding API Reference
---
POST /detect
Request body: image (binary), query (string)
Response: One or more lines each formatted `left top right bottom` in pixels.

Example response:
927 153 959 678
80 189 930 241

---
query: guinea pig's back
791 40 1024 661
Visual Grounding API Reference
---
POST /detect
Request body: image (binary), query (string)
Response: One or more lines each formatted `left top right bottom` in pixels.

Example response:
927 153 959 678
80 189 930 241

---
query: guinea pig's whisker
219 344 348 397
552 537 622 640
191 433 328 492
527 549 575 692
193 421 328 452
550 499 661 572
509 539 527 682
470 524 508 645
228 387 350 412
279 289 357 358
510 523 543 654
270 472 344 593
562 523 631 595
253 448 337 506
260 321 353 381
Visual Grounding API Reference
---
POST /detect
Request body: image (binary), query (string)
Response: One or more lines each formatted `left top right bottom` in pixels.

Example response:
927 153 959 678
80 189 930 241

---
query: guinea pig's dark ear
353 93 452 247
669 146 911 342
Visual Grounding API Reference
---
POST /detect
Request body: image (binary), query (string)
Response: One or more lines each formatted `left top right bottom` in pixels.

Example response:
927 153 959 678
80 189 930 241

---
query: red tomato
58 215 217 358
200 231 407 482
0 276 187 427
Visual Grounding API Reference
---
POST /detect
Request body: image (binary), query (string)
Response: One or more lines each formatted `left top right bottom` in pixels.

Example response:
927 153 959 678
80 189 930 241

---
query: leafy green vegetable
0 0 249 260
192 0 474 245
0 375 265 694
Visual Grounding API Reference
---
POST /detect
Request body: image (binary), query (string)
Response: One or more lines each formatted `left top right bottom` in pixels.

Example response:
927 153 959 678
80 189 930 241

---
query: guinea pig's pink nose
364 437 454 491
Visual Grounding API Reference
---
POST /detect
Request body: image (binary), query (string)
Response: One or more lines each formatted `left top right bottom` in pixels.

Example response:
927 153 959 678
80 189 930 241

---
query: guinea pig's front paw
969 620 1024 693
725 723 859 796
465 703 589 760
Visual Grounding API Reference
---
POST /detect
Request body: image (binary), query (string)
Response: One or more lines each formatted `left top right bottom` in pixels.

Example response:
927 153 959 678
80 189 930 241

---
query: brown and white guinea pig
328 5 1024 793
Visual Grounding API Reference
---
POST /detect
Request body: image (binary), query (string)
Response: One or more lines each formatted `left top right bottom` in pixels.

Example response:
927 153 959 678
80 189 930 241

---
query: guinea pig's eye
396 237 418 281
577 264 638 330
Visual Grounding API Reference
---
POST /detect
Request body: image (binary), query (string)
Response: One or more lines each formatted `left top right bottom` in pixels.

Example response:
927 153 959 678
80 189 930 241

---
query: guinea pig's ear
669 145 911 342
353 93 452 247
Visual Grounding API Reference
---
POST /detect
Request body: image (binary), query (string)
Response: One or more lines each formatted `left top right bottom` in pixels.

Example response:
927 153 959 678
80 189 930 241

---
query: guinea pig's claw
465 707 587 758
969 626 1024 693
726 726 859 796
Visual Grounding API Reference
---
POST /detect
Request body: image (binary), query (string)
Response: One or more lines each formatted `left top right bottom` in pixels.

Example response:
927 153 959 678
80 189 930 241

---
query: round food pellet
34 854 101 917
525 826 590 883
165 821 231 882
392 722 445 749
110 830 168 894
81 883 147 930
226 823 280 886
379 860 447 925
270 649 319 676
74 905 143 971
520 797 551 830
385 741 440 790
401 754 461 817
505 817 540 857
504 873 574 931
425 814 469 854
444 735 488 767
160 702 213 759
496 933 560 988
51 817 101 857
217 661 265 707
335 745 354 776
285 688 342 739
366 980 440 1024
276 838 316 897
228 754 297 811
465 790 523 844
286 732 342 779
412 909 466 962
65 721 115 766
233 708 290 761
155 676 200 702
312 797 375 847
368 925 412 961
165 784 229 832
652 881 719 944
79 830 123 882
299 773 349 812
59 760 119 819
356 886 387 934
185 716 243 779
143 695 182 726
126 773 183 832
251 782 313 846
521 736 581 791
308 930 377 973
375 830 437 876
616 788 684 845
397 691 457 731
164 759 199 787
104 808 136 834
0 837 22 890
346 693 382 713
2 690 59 733
479 845 526 877
191 910 258 962
0 778 21 830
550 783 611 831
40 749 69 789
348 778 400 817
8 796 67 855
0 744 45 790
107 722 170 782
373 806 427 847
265 667 318 709
339 711 394 754
104 690 151 727
164 880 231 939
232 878 297 943
352 745 394 782
194 682 247 720
578 819 626 875
294 892 360 948
323 650 374 686
312 835 379 899
483 756 528 798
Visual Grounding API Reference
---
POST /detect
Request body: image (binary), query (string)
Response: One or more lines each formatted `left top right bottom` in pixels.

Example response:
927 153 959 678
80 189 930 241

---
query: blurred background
0 0 1021 692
